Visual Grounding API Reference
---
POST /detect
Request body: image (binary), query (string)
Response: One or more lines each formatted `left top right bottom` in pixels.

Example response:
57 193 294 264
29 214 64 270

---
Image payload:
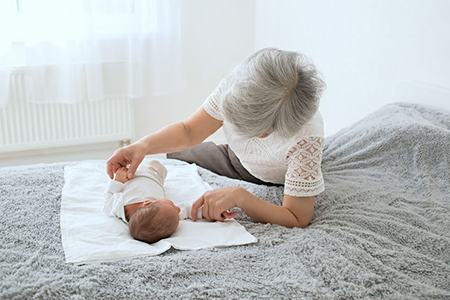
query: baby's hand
114 167 129 183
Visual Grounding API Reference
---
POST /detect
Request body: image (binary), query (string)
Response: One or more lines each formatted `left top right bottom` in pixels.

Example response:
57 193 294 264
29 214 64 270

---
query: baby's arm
103 168 128 221
179 204 200 220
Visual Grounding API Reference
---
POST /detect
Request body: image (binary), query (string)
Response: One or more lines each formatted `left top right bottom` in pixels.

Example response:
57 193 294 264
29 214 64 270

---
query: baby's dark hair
129 202 179 243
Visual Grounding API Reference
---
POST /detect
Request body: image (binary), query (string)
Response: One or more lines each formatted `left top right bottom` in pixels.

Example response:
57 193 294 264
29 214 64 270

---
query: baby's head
129 199 181 244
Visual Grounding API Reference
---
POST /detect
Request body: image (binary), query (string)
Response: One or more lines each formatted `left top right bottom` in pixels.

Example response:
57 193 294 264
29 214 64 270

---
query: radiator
0 74 134 154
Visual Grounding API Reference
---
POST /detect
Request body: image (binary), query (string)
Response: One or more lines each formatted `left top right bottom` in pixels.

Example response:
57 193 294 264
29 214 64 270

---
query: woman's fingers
192 191 219 222
191 195 205 221
212 201 226 221
106 143 146 179
107 156 122 179
107 151 127 179
127 156 141 179
193 188 239 222
106 163 115 179
206 191 223 221
222 211 238 219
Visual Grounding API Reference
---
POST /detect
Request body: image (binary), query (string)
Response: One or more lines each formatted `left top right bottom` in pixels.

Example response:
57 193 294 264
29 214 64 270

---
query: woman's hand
191 186 242 222
106 142 147 179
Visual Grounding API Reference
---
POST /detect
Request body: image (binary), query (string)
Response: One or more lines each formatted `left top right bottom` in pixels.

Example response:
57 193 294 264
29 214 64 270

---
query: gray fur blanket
1 103 449 299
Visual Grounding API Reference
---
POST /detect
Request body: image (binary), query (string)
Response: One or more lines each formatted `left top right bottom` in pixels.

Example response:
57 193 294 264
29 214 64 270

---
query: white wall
133 0 256 144
8 0 448 167
255 0 450 137
0 0 255 167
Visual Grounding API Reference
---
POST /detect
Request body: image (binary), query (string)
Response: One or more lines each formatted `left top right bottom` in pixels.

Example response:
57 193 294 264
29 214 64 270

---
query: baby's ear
143 200 153 206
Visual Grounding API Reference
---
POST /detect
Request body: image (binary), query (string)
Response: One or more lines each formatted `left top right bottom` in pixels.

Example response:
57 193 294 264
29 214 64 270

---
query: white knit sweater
203 79 325 197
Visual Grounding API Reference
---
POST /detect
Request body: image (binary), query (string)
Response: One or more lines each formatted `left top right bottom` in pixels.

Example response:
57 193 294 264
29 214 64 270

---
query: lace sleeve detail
284 136 325 197
202 78 228 121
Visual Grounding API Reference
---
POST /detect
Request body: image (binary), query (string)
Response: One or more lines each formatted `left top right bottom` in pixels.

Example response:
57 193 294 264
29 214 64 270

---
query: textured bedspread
1 103 449 299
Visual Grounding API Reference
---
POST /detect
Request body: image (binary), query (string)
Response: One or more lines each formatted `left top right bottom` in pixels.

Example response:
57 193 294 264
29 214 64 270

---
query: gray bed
1 102 449 299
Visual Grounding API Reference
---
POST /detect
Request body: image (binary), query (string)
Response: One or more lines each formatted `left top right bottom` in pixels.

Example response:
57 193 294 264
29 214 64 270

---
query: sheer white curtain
0 0 185 107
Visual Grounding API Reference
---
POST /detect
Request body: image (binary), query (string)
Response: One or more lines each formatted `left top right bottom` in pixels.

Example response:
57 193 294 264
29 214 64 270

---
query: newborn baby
104 160 206 243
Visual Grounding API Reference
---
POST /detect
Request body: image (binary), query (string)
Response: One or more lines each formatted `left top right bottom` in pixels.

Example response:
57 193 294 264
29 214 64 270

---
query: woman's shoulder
202 77 232 122
276 110 324 155
284 110 324 145
302 110 324 137
257 113 323 160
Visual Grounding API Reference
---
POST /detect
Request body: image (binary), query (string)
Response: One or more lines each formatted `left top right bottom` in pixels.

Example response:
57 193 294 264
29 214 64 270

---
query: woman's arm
239 190 315 228
192 187 315 228
139 106 222 155
107 107 222 179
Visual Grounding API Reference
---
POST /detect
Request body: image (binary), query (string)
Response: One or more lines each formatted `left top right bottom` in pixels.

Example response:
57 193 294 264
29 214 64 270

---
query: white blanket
60 159 257 265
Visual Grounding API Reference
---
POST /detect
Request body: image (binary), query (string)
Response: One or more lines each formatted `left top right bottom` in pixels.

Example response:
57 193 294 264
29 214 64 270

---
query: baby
104 160 204 243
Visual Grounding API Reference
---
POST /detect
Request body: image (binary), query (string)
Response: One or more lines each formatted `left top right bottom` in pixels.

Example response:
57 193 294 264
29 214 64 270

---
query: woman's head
221 48 326 138
129 199 180 244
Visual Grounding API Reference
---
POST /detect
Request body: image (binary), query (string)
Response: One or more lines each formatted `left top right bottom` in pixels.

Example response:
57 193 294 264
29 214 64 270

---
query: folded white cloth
60 159 257 265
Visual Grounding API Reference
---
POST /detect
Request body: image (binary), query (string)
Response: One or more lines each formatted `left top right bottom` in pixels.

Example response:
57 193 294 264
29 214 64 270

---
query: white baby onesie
104 160 203 223
104 160 167 223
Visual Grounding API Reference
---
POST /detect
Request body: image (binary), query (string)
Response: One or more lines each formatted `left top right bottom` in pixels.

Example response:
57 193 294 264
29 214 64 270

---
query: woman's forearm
135 107 222 156
234 187 307 228
136 121 193 155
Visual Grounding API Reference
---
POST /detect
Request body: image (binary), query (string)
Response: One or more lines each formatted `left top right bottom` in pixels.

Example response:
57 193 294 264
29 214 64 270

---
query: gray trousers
167 142 280 186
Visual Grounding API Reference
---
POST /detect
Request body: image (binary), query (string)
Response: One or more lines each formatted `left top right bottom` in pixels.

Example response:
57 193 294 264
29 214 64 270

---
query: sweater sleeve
103 180 128 223
202 78 229 121
284 136 325 197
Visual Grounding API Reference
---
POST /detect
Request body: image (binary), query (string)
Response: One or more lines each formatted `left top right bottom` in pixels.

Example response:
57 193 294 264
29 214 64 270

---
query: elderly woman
107 48 326 228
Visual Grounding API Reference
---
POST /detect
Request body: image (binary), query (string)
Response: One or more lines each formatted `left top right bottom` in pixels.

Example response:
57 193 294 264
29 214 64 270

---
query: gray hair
221 48 326 138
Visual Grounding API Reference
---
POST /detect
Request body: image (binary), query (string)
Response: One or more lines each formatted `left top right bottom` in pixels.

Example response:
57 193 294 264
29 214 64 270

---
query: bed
1 102 449 299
